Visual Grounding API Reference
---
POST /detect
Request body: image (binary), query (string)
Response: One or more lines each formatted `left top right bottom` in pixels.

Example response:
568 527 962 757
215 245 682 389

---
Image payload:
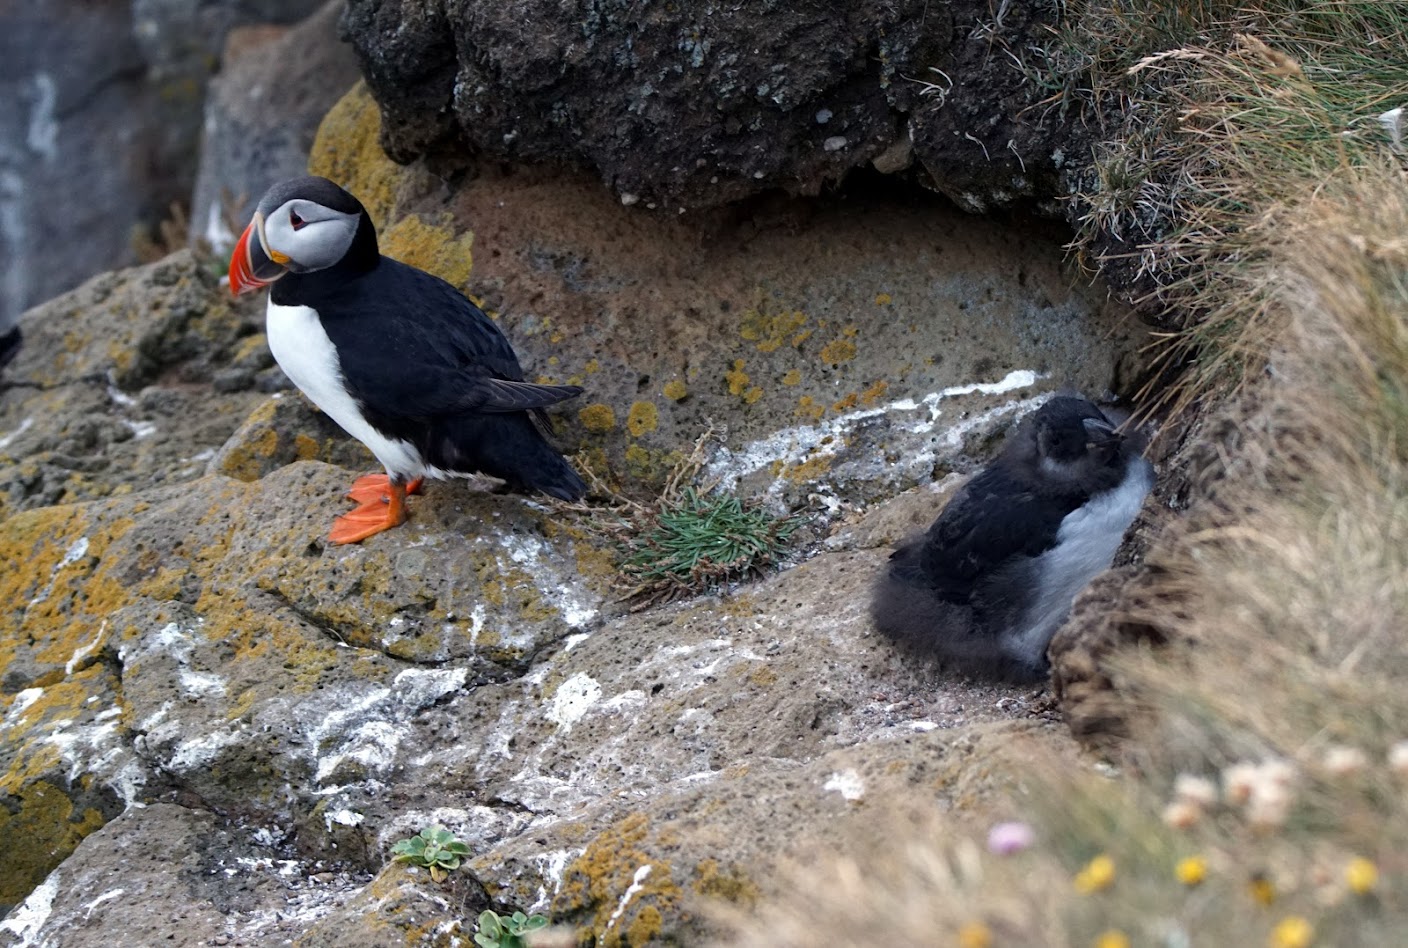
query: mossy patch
662 380 688 401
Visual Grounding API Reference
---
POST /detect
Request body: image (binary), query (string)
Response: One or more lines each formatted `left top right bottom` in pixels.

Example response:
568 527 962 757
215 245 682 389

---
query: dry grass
1059 0 1408 407
710 3 1408 944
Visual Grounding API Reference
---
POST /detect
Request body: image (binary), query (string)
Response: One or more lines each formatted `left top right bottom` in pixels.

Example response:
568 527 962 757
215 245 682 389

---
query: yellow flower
957 921 993 948
1094 930 1130 948
1074 855 1117 894
1269 916 1314 948
1249 873 1277 906
1176 856 1208 886
1345 857 1378 895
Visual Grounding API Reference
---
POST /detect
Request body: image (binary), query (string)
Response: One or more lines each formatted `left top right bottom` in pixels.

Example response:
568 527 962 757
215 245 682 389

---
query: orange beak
228 213 288 297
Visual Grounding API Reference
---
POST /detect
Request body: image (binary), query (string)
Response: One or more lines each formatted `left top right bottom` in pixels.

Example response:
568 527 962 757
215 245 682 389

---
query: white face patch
262 199 360 272
265 300 426 479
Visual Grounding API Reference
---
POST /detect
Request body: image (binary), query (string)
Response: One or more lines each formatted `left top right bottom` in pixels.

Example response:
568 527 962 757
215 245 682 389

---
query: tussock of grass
616 486 801 607
565 428 804 610
1058 0 1408 404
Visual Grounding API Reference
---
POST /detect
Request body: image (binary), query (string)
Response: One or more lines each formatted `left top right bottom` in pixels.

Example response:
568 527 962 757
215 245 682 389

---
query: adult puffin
229 175 587 544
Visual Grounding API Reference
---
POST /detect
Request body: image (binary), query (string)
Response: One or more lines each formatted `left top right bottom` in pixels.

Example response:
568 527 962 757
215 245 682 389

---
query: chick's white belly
265 300 425 478
1005 458 1155 662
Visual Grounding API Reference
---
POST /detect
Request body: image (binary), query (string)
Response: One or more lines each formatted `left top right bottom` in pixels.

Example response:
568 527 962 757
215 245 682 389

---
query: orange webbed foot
346 473 424 505
329 479 412 544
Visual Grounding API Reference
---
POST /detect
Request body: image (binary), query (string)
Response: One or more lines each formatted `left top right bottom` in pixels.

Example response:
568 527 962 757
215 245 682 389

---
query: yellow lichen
585 358 601 374
556 813 684 947
740 306 808 354
781 369 802 386
861 380 889 405
380 214 474 288
795 396 825 422
819 338 858 365
627 401 659 437
293 434 321 461
875 292 893 305
579 403 617 433
832 393 858 412
743 386 764 405
662 380 688 401
725 360 751 396
783 455 833 483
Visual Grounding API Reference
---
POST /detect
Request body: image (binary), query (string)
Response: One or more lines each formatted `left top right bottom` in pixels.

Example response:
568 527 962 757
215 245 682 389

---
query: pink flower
986 821 1036 855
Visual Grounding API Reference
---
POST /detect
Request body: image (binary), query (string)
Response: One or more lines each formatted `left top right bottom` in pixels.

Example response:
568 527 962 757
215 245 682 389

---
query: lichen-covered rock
0 803 371 947
0 251 268 519
208 394 374 482
0 461 610 913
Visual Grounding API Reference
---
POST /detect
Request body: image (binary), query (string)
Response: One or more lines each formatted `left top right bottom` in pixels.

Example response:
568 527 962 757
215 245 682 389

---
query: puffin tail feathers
479 379 584 412
429 412 587 502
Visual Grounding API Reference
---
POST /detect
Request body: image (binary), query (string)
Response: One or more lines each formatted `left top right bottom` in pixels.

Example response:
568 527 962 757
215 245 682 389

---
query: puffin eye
290 210 306 230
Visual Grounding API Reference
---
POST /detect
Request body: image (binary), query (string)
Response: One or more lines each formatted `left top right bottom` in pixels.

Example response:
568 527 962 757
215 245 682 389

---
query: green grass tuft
617 486 802 606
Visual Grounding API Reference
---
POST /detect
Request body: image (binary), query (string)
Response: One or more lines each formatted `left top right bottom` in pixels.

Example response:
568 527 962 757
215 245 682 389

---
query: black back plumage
271 219 586 500
873 396 1141 682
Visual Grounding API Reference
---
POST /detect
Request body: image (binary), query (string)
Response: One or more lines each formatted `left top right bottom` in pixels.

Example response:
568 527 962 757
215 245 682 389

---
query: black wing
894 465 1083 604
320 258 579 419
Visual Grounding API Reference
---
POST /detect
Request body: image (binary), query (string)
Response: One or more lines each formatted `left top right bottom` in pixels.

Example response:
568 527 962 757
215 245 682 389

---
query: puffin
871 395 1154 682
228 175 587 544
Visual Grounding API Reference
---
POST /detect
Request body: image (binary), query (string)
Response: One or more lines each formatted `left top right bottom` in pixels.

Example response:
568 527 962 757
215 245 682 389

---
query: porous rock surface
2 99 1146 942
343 0 1086 216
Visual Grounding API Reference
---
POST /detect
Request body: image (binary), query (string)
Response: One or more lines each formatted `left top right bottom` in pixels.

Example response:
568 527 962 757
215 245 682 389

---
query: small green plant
474 909 548 948
389 825 470 882
617 486 803 608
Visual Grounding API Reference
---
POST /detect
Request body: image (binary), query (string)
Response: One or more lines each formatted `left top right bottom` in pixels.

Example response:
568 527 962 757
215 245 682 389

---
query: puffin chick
872 395 1154 682
229 175 587 544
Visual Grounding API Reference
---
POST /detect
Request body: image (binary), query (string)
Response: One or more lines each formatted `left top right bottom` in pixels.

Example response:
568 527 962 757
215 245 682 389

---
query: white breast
265 299 425 479
1004 458 1154 664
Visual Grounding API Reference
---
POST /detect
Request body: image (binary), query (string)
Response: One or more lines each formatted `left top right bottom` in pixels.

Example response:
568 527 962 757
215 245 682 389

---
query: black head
1007 395 1132 494
1034 396 1119 463
229 176 377 296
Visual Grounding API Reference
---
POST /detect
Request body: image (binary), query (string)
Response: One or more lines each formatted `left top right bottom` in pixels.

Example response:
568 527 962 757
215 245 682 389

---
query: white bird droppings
546 673 602 730
824 769 865 801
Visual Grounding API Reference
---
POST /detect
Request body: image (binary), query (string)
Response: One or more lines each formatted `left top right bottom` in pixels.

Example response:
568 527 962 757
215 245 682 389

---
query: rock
0 476 1060 938
341 0 943 209
0 804 371 947
0 251 266 520
305 83 1147 505
341 1 1093 217
0 1 326 334
0 460 612 913
207 394 373 483
190 2 363 255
